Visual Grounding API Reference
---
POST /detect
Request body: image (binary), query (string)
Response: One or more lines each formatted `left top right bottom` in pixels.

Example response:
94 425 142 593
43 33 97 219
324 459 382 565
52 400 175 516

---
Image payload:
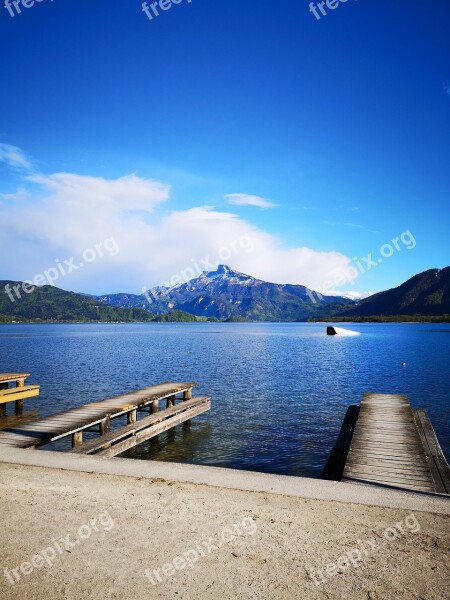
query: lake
1 322 449 478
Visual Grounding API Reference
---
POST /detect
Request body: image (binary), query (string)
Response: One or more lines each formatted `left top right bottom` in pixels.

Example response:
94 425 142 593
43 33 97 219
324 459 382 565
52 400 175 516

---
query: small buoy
401 362 406 367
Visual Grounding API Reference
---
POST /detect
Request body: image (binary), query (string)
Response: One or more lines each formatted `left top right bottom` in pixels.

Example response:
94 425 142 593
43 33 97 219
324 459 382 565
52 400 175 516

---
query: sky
0 0 449 297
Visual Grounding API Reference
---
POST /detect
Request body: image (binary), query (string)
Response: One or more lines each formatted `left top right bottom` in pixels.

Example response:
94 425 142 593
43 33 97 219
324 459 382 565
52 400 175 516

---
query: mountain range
96 264 353 321
1 266 449 323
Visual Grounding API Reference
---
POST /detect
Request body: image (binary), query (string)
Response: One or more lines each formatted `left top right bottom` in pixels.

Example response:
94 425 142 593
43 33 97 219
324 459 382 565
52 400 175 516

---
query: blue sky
0 0 449 296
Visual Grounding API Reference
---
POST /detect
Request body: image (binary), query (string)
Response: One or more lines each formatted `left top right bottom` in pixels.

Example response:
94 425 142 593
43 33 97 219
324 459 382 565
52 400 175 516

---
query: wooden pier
0 373 40 416
0 382 210 455
328 393 450 494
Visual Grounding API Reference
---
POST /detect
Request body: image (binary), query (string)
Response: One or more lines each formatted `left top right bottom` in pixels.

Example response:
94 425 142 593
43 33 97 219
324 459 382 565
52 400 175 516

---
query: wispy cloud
225 193 277 209
324 221 364 229
1 187 29 201
289 205 317 211
443 82 450 98
324 221 380 234
0 143 33 171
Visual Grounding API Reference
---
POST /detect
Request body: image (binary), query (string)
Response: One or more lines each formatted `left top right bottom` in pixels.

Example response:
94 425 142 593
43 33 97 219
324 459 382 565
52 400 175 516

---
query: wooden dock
0 382 210 453
340 393 450 494
70 395 210 458
0 373 40 416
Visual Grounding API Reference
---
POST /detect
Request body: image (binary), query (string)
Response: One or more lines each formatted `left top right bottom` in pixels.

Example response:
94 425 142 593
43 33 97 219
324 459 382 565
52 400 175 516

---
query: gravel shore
1 463 449 600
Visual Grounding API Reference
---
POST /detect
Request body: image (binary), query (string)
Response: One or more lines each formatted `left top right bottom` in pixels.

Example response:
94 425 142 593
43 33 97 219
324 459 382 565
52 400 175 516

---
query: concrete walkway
1 446 449 514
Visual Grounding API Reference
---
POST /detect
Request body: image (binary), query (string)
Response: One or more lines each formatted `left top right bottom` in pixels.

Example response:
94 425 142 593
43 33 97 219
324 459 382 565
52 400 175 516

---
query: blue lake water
0 322 449 478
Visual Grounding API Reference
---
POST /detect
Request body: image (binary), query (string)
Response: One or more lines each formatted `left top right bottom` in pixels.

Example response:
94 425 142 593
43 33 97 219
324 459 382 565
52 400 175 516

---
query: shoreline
1 449 449 599
1 319 450 325
1 447 449 514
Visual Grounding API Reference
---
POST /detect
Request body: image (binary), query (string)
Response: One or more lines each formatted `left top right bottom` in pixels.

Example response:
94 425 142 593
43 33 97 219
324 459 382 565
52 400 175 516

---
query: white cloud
0 165 357 294
327 290 374 301
0 143 33 171
1 187 29 201
443 82 450 98
225 193 277 209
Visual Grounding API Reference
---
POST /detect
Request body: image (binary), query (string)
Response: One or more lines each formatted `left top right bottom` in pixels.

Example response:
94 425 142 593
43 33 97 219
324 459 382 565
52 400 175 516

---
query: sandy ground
0 463 449 600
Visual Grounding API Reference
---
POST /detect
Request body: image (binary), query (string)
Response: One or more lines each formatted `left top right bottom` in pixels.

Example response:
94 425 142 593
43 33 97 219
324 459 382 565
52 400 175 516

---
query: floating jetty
0 381 210 455
324 393 450 494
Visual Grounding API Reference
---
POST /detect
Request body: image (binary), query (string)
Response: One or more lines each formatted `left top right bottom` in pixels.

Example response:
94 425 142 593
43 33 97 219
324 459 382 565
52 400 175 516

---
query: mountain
340 268 450 317
0 280 157 322
97 265 354 321
94 292 150 310
2 267 449 324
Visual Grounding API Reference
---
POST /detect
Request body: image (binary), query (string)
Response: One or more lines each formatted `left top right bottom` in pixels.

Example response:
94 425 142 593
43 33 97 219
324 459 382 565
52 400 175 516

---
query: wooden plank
0 373 30 383
322 406 359 481
0 386 40 404
344 465 438 484
348 446 427 458
351 435 424 445
345 451 431 466
343 476 436 493
414 410 450 494
344 469 437 486
346 460 432 476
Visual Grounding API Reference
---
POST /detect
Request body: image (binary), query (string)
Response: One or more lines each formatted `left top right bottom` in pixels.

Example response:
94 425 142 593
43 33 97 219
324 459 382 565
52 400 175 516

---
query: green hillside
342 268 450 318
0 281 156 322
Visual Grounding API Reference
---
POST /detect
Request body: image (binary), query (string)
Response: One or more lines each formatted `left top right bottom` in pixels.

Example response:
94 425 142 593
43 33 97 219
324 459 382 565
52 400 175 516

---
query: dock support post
127 409 137 425
166 395 175 409
0 383 7 417
151 399 159 414
183 388 192 425
100 415 110 436
72 431 83 448
15 378 25 415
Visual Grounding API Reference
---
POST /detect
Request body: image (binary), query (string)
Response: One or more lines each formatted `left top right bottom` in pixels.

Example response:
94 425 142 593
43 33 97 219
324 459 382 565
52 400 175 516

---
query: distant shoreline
1 317 450 325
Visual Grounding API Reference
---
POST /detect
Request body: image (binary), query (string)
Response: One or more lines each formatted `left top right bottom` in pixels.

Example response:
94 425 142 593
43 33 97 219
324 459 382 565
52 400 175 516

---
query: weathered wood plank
0 373 30 384
322 405 359 481
0 385 40 405
414 409 450 494
344 465 438 484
